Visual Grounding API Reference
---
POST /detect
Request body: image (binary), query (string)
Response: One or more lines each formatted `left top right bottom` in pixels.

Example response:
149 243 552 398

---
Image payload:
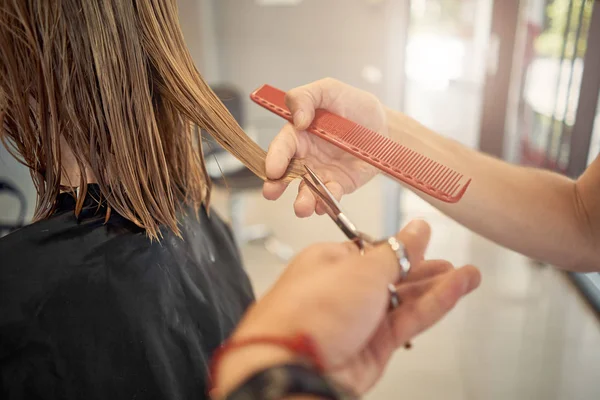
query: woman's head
0 0 303 239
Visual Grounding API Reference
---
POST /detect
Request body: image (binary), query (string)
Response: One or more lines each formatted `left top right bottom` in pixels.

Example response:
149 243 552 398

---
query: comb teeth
339 126 469 200
250 84 471 203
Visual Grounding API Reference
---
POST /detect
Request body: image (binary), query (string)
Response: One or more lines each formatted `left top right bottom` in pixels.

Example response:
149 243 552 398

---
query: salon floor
212 176 600 400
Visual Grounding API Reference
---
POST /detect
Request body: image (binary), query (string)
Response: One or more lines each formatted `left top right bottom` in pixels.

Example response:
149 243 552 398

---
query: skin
215 220 481 398
263 78 600 273
59 139 97 187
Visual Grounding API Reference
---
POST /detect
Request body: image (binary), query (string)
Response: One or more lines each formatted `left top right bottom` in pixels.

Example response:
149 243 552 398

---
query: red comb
251 84 471 203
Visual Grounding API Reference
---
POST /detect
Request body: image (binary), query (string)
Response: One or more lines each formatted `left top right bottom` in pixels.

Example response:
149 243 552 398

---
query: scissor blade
302 165 361 241
302 176 339 218
303 165 344 214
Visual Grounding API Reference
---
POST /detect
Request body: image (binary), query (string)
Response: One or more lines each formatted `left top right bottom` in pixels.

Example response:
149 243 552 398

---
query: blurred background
2 0 600 398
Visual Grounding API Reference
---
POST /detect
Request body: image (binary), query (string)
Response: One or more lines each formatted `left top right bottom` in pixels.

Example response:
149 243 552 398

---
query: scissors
302 165 411 281
302 165 412 348
302 165 377 253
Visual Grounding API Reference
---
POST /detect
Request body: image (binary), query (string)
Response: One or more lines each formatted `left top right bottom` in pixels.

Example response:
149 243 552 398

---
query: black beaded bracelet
221 363 357 400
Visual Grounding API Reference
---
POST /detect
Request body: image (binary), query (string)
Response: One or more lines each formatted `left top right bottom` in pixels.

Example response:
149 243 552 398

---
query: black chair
202 84 293 261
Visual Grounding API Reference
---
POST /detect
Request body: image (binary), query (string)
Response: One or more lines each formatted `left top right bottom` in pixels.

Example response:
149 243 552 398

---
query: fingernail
460 277 470 294
293 110 305 128
404 219 427 235
459 267 475 294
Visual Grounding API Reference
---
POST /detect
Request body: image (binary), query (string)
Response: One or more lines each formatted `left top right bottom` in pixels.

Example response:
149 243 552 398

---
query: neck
60 138 97 187
60 167 97 188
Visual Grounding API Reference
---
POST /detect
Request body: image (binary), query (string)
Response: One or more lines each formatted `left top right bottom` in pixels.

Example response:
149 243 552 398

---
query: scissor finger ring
375 236 411 281
387 283 411 349
387 283 400 309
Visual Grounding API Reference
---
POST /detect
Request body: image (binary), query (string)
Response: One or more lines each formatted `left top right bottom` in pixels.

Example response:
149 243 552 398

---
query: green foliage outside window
535 0 594 59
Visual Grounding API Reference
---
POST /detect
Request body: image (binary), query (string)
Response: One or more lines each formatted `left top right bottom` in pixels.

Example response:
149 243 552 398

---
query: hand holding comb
250 84 471 203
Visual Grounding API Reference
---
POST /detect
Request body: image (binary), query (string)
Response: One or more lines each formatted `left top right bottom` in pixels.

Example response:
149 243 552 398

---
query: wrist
214 343 302 397
219 363 354 400
384 106 465 177
211 333 325 398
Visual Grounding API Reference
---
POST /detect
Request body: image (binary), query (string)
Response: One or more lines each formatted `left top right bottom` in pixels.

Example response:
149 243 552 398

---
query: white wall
178 0 221 82
206 0 409 146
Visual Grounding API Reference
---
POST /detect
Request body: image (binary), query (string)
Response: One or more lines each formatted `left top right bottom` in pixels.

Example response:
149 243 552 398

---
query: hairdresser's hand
215 220 481 396
263 78 387 217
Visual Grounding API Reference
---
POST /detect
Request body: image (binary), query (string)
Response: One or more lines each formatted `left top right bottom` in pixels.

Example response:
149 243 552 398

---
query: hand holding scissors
302 165 412 310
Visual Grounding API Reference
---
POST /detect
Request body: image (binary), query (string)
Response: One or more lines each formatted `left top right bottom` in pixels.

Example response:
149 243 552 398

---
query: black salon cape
0 186 255 399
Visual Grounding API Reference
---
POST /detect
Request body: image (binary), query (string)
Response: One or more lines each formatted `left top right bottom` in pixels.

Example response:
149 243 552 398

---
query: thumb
285 78 343 130
285 86 318 131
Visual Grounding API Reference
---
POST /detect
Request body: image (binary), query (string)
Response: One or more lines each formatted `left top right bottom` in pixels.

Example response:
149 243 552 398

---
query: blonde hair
0 0 303 239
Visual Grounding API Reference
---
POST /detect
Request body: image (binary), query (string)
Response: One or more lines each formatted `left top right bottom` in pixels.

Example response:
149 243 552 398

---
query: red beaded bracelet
209 333 324 392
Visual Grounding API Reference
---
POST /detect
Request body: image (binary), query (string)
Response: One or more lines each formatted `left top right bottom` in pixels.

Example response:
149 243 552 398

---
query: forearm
386 108 598 272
